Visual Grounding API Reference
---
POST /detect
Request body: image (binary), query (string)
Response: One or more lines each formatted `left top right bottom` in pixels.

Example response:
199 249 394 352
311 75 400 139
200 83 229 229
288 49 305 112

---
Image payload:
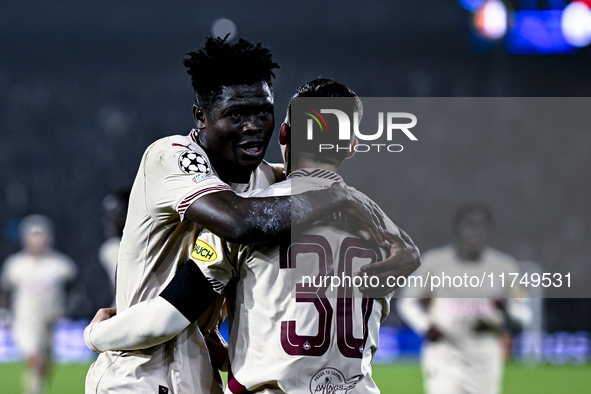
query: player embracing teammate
85 36 420 394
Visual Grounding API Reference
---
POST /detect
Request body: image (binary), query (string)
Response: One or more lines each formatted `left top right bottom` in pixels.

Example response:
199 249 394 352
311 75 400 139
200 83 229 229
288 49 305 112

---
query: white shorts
422 338 503 394
13 320 53 357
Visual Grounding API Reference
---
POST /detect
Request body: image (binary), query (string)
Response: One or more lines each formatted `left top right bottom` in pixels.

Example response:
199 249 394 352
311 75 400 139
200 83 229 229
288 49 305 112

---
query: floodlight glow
212 18 237 41
506 10 575 54
561 1 591 47
474 0 508 40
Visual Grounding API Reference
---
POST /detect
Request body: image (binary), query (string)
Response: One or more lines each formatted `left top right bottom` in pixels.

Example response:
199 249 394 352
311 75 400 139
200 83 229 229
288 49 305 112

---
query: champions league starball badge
178 150 210 174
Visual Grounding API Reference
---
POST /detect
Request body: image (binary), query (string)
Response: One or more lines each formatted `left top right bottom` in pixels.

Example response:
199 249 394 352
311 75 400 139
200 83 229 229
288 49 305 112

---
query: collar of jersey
287 168 343 183
189 129 199 144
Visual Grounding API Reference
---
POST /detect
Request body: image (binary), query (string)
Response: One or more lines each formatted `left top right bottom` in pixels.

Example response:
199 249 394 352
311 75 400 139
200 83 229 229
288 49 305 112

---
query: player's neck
205 150 252 184
455 244 484 262
292 157 340 175
25 248 49 259
216 165 251 184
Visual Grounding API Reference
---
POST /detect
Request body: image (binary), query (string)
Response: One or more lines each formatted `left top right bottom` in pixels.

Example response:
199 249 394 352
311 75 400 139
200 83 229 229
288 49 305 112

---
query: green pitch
372 362 591 393
0 362 92 394
0 361 590 393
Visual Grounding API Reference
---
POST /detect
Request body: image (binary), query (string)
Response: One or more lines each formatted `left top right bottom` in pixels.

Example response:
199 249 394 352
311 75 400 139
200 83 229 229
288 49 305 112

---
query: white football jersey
397 245 524 394
1 250 77 356
86 129 276 394
197 168 394 394
399 245 521 345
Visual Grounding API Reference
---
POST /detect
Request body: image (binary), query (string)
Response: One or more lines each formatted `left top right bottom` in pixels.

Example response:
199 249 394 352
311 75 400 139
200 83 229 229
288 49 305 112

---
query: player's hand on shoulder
90 307 117 324
359 228 421 298
334 187 391 246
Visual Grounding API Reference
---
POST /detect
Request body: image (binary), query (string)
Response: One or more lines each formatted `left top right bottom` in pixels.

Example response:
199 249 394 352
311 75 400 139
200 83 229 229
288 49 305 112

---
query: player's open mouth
238 141 265 157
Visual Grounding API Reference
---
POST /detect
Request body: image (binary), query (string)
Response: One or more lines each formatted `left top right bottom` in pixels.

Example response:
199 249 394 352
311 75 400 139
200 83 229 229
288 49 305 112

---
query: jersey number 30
280 234 378 359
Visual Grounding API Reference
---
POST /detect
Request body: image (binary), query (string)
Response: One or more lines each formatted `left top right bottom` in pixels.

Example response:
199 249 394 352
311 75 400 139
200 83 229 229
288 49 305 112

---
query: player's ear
346 138 358 159
279 123 290 146
193 105 206 129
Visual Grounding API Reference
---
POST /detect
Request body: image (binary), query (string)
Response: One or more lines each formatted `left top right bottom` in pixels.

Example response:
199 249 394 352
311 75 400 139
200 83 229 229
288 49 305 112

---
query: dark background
0 1 589 330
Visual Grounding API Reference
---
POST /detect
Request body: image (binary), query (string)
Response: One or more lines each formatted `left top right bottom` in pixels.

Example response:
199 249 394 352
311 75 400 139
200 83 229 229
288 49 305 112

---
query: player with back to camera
85 79 420 393
0 215 77 394
397 204 531 394
85 36 419 394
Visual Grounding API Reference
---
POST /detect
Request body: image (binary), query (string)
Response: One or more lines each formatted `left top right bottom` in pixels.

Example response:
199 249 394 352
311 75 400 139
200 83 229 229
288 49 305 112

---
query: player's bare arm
84 203 420 354
185 186 388 245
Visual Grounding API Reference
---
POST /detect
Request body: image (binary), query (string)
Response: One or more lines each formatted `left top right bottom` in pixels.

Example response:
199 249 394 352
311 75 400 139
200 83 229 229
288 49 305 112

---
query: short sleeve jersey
115 130 235 311
86 130 276 394
196 168 395 394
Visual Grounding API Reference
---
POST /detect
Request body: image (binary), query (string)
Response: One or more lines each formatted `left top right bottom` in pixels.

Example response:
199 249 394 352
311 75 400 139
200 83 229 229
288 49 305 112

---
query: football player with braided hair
86 77 420 393
86 36 418 394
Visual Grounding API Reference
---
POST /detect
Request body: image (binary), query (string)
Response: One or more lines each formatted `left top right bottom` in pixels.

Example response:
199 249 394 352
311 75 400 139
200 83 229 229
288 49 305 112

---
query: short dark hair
454 203 493 229
287 78 362 166
184 36 279 114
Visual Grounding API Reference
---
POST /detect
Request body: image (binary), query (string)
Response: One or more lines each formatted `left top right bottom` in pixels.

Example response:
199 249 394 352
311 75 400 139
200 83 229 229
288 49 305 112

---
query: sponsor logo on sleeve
178 150 211 174
191 173 213 184
309 368 358 394
191 239 219 263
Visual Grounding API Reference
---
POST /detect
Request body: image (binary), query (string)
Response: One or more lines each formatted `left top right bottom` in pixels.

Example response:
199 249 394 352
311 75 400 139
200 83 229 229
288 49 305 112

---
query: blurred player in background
95 189 129 310
0 215 77 394
397 204 530 394
85 79 420 393
98 190 129 292
85 37 400 394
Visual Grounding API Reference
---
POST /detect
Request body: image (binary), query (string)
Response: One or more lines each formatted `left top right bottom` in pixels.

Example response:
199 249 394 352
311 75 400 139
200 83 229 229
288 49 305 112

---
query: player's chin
237 152 266 170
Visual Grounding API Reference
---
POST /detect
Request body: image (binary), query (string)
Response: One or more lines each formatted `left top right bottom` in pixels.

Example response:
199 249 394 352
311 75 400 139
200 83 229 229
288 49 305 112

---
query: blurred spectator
0 215 77 394
397 203 530 394
98 190 129 290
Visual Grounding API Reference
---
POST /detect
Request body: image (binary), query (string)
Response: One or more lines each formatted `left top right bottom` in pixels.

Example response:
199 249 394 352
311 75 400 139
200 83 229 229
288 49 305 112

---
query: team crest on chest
178 150 210 174
309 368 358 394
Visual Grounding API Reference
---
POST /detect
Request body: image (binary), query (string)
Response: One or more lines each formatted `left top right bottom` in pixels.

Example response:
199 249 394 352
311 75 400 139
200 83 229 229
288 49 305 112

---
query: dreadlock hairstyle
184 36 280 115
